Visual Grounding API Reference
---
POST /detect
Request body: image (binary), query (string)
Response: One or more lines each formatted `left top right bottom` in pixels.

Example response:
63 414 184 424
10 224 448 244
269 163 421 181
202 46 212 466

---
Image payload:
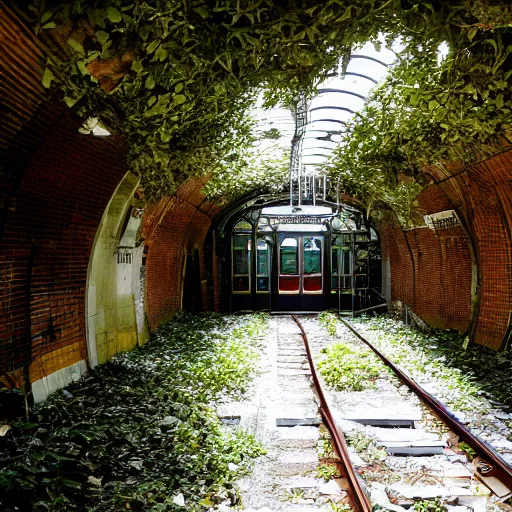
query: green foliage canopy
324 1 512 223
36 0 378 200
33 0 512 211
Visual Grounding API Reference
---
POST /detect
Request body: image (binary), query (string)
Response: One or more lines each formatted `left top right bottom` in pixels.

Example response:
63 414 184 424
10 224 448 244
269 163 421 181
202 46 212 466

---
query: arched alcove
85 172 149 368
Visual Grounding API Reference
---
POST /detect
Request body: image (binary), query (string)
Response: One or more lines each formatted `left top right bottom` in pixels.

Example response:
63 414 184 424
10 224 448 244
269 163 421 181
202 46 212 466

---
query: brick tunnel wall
0 3 222 394
465 154 512 348
143 178 220 330
0 117 127 384
379 150 512 350
378 184 474 333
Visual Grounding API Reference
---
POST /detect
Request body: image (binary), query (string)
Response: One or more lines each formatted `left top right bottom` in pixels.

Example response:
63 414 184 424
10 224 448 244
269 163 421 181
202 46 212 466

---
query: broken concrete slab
365 427 441 443
277 418 322 427
384 444 445 456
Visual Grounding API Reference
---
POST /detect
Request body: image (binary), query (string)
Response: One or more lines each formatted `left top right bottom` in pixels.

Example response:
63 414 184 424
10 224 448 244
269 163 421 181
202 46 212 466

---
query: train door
275 234 325 311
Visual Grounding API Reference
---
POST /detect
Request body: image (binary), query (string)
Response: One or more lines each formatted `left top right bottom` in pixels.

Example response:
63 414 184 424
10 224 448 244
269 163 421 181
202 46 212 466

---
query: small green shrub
318 342 383 392
413 499 446 512
316 463 339 482
318 311 339 338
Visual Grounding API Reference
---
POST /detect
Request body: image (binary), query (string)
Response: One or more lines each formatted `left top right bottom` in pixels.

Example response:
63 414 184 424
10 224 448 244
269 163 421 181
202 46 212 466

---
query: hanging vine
324 1 512 224
32 0 376 200
24 0 512 208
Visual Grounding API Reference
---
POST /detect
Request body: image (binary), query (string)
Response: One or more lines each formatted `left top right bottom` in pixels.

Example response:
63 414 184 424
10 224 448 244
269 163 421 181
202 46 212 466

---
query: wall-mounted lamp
78 117 112 137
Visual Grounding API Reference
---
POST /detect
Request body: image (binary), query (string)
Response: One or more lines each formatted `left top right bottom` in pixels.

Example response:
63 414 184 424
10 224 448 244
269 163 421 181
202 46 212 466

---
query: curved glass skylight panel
303 139 336 150
296 40 396 178
302 154 329 164
313 91 366 114
308 120 347 133
345 57 388 83
303 135 341 146
320 74 377 97
303 130 332 138
302 144 332 155
309 107 353 124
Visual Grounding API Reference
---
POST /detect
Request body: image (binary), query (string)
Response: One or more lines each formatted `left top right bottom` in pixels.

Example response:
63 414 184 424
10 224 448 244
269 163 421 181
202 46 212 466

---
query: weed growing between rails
315 428 355 512
0 312 268 511
318 312 387 392
319 311 339 338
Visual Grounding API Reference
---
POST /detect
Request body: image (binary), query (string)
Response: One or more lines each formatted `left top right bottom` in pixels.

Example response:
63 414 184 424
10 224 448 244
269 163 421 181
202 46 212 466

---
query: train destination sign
263 215 328 225
424 210 460 230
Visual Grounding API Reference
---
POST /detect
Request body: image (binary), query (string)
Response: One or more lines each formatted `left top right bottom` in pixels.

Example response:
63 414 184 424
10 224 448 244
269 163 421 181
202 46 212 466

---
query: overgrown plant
346 431 388 464
23 0 512 209
31 0 367 200
318 341 385 392
413 498 447 512
318 311 339 338
356 314 512 411
316 463 339 482
0 312 268 511
325 2 512 224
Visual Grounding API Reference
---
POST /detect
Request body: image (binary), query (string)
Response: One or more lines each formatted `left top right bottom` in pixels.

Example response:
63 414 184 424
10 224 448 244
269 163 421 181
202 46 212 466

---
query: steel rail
291 315 372 512
338 316 512 492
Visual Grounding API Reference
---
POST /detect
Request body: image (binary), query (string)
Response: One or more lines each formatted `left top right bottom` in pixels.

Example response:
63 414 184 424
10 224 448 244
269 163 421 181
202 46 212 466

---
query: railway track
336 316 512 493
295 314 512 512
226 314 511 511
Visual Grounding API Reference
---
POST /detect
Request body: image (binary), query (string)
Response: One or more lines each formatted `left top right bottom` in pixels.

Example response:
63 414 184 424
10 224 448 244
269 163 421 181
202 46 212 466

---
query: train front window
279 237 300 293
303 236 322 293
303 237 321 275
280 238 298 275
256 238 270 292
232 234 251 293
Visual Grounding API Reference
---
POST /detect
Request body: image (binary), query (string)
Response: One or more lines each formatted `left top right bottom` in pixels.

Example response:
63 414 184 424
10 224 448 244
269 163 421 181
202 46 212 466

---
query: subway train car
217 201 383 314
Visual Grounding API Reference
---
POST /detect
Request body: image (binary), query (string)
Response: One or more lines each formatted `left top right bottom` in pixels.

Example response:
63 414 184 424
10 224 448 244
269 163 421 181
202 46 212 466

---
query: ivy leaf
467 27 477 42
77 60 88 75
194 6 209 19
42 22 57 29
155 46 169 62
495 93 504 109
145 75 155 90
485 38 498 56
175 82 184 93
131 59 143 73
60 478 83 490
95 30 109 45
67 38 84 55
336 5 354 22
173 94 187 106
428 99 439 111
461 84 476 95
42 67 54 88
64 96 79 107
41 10 54 24
146 40 160 55
106 7 122 23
